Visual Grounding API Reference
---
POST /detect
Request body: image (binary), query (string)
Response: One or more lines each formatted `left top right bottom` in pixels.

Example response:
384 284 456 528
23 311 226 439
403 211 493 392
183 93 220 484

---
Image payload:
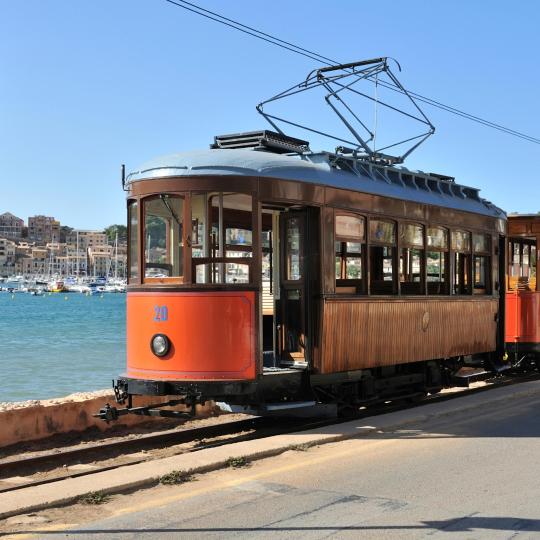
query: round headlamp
151 334 170 357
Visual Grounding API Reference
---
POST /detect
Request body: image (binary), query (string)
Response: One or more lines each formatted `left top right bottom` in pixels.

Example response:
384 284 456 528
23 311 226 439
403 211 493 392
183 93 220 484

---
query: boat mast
114 231 118 280
76 230 80 279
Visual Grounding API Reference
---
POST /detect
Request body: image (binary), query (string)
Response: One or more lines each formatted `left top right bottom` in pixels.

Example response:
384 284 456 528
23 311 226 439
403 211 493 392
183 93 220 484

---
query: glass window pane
473 233 490 253
193 192 253 284
191 194 207 260
370 245 395 294
427 227 448 249
227 228 252 246
346 241 362 253
336 240 364 288
144 196 183 279
399 247 423 294
369 219 395 244
286 217 302 280
345 257 362 279
128 201 138 280
451 230 471 252
336 215 365 241
474 255 489 292
453 252 471 294
427 251 448 295
400 223 424 247
523 244 530 266
513 242 520 264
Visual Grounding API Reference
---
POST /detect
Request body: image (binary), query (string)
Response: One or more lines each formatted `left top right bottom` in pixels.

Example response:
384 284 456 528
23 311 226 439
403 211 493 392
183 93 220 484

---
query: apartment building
66 230 107 251
0 212 24 240
0 238 16 275
28 215 60 244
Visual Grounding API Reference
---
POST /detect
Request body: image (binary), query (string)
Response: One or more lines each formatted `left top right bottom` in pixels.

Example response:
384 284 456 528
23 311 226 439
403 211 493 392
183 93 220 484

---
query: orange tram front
505 214 540 364
98 131 511 422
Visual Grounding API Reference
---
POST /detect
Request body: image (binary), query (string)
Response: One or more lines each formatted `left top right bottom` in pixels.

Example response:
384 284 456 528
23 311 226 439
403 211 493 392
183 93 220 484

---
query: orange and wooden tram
101 130 510 420
505 214 540 363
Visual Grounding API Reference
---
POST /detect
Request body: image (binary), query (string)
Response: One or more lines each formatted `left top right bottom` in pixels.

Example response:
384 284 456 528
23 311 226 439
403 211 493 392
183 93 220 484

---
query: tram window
472 233 491 294
427 252 448 294
474 256 489 292
143 195 184 281
399 223 424 295
192 192 253 284
286 216 302 281
427 227 448 295
452 230 471 295
369 219 395 244
427 226 448 250
335 214 365 294
453 253 471 294
369 219 396 295
128 201 138 282
473 233 489 253
451 230 471 252
508 239 536 291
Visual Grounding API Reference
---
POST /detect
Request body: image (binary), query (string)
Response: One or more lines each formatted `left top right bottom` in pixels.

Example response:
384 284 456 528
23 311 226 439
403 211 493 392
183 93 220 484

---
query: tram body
505 214 540 361
115 131 506 415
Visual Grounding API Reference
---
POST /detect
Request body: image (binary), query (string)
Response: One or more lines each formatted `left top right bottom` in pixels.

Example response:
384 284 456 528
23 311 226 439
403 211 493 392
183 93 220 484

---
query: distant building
28 215 60 244
29 247 48 274
0 212 24 240
0 238 16 275
66 230 108 251
87 245 113 277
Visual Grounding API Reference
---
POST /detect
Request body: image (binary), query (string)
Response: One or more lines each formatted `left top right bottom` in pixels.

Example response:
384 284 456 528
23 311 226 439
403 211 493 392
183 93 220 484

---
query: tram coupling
94 398 198 423
94 382 202 422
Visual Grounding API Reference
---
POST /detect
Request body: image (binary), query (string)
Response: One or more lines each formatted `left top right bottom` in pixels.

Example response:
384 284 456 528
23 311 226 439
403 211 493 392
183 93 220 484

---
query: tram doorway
261 206 319 370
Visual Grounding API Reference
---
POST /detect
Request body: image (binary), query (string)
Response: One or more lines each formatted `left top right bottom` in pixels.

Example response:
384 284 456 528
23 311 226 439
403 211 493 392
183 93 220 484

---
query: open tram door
274 207 319 368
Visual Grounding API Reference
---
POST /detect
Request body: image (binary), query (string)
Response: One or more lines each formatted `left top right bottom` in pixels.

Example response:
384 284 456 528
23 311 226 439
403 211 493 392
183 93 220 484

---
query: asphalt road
22 394 540 539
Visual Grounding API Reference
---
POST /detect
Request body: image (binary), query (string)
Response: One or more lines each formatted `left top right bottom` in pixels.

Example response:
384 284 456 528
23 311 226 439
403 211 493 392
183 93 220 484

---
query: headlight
150 334 170 357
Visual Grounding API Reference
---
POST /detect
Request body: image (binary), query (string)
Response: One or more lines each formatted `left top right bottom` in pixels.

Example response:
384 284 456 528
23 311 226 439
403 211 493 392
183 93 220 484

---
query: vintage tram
505 214 540 363
100 130 507 420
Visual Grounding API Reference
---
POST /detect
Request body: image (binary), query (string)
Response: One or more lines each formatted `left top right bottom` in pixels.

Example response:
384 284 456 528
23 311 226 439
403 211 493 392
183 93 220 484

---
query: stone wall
0 391 215 448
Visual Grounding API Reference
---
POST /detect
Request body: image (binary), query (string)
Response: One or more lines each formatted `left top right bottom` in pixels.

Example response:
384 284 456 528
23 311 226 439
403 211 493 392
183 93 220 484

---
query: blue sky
1 0 538 229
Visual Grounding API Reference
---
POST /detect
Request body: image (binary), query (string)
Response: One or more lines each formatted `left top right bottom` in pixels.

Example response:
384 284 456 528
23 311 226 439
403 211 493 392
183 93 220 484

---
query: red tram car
506 214 540 363
100 130 508 420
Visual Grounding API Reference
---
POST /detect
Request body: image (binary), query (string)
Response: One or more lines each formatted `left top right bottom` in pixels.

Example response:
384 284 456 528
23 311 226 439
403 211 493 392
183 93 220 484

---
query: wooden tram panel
318 298 498 373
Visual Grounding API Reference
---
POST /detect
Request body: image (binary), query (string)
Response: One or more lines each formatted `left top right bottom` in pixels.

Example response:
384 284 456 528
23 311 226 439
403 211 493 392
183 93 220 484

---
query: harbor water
0 290 125 402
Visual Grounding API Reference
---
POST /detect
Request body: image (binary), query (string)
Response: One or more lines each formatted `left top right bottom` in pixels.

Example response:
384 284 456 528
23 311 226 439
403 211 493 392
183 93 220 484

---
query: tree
104 224 127 244
60 225 73 243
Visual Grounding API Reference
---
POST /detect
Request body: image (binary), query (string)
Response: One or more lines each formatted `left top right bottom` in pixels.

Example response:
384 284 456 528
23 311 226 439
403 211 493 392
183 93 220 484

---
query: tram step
451 366 491 387
216 401 337 418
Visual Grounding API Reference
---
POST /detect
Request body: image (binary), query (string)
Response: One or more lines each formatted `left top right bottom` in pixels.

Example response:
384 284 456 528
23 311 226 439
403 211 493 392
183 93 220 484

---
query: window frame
368 217 397 295
191 191 257 286
451 229 472 295
127 199 140 284
472 232 491 295
398 221 425 295
334 211 366 295
141 193 188 285
426 226 449 295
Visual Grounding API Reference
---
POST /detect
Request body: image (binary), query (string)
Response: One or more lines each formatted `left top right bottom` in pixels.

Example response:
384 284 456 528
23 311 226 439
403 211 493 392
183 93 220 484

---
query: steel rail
1 372 538 495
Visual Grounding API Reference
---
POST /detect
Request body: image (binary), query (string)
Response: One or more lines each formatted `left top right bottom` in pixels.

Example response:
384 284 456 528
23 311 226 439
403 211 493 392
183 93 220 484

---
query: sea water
0 291 126 402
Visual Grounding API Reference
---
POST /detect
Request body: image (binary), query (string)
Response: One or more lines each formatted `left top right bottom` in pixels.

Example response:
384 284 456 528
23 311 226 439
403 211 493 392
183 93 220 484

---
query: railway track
1 372 538 495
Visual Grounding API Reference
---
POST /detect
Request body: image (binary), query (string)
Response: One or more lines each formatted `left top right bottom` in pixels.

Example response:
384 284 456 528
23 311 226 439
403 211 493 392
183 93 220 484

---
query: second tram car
506 214 540 364
101 130 508 419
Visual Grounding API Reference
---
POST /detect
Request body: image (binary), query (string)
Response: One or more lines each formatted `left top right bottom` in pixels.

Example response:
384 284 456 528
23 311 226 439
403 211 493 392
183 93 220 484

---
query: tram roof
126 148 504 219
